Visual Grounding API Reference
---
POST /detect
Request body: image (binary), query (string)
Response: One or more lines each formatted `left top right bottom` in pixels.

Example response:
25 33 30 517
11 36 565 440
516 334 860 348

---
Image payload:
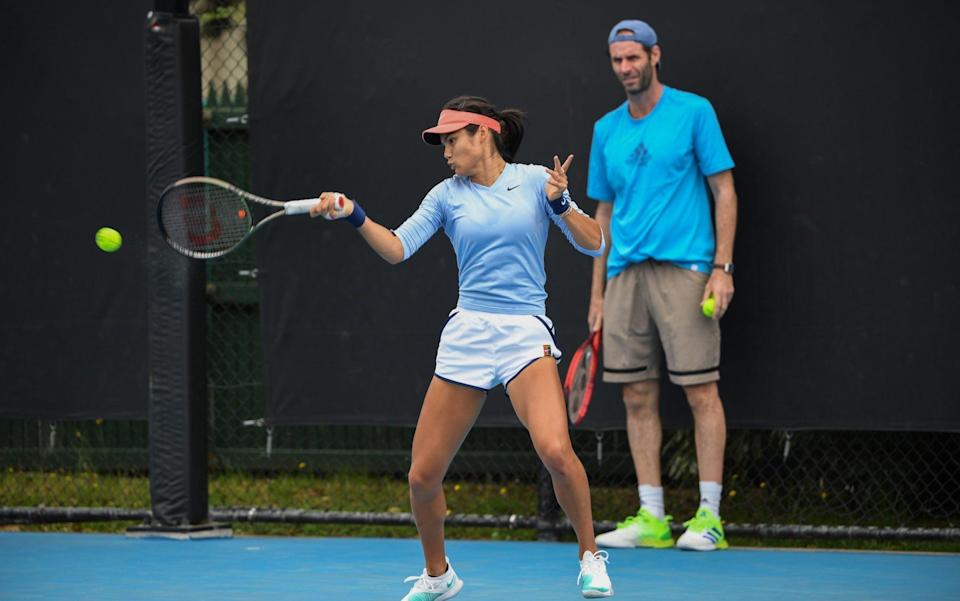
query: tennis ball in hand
95 227 122 252
702 296 716 318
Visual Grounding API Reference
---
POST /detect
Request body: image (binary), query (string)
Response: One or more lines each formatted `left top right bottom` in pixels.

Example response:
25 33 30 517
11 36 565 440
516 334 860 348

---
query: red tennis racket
563 330 601 425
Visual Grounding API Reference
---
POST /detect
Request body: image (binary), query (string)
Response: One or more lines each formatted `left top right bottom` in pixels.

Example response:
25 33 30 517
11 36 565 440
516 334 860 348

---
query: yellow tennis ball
702 296 716 318
95 227 122 252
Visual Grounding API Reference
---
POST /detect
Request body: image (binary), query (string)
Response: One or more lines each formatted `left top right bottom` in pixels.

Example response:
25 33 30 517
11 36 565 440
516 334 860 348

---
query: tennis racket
563 330 601 426
156 176 346 259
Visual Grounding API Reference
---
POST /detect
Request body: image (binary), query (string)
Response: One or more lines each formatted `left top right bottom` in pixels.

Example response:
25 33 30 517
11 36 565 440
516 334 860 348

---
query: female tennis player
310 96 614 600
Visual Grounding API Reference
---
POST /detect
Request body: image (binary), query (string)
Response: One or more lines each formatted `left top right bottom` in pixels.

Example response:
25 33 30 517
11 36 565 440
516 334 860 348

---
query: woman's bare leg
409 377 486 575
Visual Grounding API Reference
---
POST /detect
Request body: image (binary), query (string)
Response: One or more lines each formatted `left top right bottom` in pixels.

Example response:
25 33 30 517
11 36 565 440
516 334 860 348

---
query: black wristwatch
713 263 735 274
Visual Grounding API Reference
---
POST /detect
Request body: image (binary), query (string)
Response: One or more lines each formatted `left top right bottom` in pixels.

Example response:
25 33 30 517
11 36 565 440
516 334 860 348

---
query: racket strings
568 346 594 413
159 182 252 254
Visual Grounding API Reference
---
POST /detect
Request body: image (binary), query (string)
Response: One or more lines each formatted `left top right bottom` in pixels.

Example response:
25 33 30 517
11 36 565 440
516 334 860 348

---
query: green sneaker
676 507 729 551
595 507 674 548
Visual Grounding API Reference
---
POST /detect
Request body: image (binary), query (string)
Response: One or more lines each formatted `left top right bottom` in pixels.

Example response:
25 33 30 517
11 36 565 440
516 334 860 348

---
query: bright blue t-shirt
587 86 734 279
394 162 604 315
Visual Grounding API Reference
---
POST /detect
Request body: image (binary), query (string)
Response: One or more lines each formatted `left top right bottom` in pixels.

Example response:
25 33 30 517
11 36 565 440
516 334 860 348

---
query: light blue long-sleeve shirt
394 162 604 315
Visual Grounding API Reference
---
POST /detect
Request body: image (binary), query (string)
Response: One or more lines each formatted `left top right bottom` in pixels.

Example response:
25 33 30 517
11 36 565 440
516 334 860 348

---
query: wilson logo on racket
179 194 223 247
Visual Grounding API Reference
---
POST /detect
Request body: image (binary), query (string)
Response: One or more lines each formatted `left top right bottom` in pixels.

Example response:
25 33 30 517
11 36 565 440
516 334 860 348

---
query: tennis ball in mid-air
702 296 716 318
95 227 122 252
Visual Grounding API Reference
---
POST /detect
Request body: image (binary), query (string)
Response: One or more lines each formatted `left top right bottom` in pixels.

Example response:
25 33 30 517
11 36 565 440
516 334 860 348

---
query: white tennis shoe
400 557 463 601
578 550 614 598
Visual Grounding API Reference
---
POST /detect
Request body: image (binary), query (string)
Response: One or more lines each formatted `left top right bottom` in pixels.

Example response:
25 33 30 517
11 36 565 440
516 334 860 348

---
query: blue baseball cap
607 19 657 46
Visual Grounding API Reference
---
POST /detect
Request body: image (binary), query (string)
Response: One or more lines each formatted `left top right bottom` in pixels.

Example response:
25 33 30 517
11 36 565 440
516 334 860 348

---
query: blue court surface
1 532 958 600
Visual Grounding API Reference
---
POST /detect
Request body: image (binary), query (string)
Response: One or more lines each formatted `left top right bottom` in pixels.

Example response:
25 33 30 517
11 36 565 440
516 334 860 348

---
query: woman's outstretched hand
309 192 354 220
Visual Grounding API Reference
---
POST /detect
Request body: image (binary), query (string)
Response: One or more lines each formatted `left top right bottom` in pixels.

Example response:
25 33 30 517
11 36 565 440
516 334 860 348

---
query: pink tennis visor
421 109 502 145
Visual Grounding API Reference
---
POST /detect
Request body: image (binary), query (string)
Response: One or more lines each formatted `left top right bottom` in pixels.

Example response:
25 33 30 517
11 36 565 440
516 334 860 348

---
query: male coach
587 19 739 551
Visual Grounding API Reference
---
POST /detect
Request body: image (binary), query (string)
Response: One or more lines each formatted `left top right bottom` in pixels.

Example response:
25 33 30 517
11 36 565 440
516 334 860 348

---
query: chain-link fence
2 2 959 541
4 416 960 536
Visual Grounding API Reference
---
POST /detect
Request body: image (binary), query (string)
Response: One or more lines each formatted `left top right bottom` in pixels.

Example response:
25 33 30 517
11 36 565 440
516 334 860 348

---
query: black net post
128 8 228 538
536 465 562 541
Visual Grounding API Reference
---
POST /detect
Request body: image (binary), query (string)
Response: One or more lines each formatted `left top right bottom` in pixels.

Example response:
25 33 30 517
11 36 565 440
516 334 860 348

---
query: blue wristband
548 193 570 216
346 200 366 228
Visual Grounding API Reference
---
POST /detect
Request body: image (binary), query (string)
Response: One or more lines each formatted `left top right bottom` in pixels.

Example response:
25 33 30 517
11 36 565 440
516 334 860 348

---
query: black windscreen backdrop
0 2 152 419
248 1 960 431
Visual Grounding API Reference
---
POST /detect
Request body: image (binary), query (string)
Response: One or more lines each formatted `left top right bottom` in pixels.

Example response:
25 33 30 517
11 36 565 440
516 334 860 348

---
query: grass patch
2 468 957 551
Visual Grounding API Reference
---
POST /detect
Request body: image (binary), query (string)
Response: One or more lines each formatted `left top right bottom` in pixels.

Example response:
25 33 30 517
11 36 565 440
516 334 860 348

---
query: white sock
638 484 665 520
698 481 722 517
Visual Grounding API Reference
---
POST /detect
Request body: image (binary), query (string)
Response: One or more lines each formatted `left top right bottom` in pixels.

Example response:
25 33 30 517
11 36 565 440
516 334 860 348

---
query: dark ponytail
442 95 526 162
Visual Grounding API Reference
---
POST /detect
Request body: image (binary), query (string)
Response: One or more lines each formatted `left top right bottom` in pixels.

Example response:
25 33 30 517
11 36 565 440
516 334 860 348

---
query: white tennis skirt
434 308 563 392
